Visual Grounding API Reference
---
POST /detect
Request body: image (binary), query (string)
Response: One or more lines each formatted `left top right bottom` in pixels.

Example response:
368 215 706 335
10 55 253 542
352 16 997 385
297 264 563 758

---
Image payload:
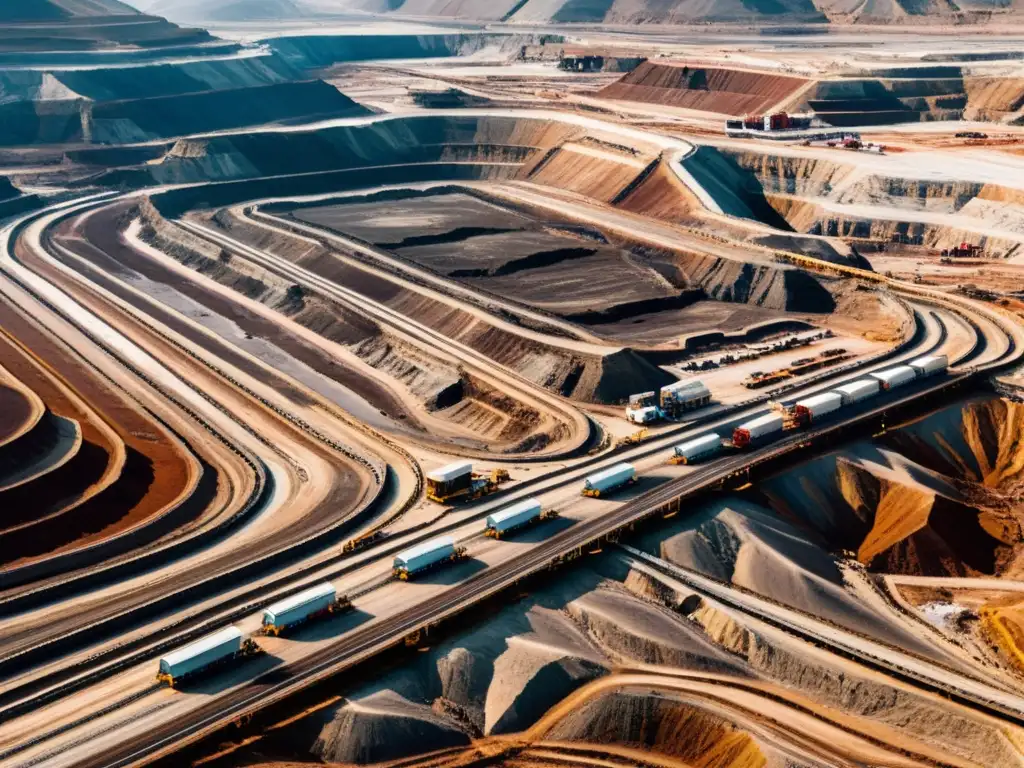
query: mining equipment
626 405 662 424
669 433 723 464
157 627 261 687
731 413 786 448
659 379 712 416
425 462 510 504
344 530 388 554
582 463 637 497
617 428 650 448
792 392 843 426
393 536 468 580
485 498 559 539
261 583 351 636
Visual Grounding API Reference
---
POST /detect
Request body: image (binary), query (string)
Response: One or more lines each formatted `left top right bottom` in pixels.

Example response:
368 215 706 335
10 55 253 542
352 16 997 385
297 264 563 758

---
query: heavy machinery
343 530 387 554
425 462 510 504
582 463 637 497
393 536 468 580
616 428 649 448
485 498 560 539
261 583 351 636
157 628 261 687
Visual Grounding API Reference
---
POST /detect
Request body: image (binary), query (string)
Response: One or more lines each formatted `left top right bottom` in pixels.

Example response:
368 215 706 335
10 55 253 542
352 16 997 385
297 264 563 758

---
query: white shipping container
583 463 636 494
486 498 542 533
833 379 880 405
737 413 785 440
908 354 948 377
794 392 843 421
673 433 722 463
394 535 456 576
426 462 473 484
262 582 336 630
159 626 243 681
870 365 917 389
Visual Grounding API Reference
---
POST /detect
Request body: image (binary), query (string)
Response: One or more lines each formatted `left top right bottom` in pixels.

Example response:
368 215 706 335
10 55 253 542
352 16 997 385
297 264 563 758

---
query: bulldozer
616 428 649 448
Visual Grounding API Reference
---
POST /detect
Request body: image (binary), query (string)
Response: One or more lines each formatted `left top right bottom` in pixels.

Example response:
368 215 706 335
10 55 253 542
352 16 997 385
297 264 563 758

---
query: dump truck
485 498 557 538
393 535 467 580
908 354 948 378
425 462 510 504
261 582 350 636
157 626 259 687
793 392 843 426
669 433 722 464
870 365 917 390
732 413 785 448
627 405 662 425
582 463 636 497
628 391 657 409
832 379 880 405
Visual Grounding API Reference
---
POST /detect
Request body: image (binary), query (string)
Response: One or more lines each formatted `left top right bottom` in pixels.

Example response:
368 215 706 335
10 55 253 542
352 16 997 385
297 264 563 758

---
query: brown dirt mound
539 688 771 767
615 159 703 225
964 77 1024 121
0 298 195 570
599 62 809 116
520 142 652 205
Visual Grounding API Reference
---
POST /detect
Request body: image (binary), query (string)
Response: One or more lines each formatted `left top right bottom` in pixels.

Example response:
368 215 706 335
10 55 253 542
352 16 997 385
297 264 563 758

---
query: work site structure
659 379 711 417
425 461 509 504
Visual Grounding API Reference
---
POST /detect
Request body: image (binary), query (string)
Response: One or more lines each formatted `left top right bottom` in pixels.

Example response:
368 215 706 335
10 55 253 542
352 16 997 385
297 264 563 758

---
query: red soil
599 62 809 116
616 160 703 224
0 280 196 570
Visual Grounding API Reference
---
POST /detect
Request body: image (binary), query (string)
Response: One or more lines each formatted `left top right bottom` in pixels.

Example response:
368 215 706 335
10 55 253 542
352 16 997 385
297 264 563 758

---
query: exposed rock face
600 62 810 116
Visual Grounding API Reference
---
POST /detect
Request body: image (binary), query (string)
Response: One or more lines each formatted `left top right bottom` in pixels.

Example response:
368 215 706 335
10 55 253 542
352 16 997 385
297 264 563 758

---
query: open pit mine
3 2 1024 768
